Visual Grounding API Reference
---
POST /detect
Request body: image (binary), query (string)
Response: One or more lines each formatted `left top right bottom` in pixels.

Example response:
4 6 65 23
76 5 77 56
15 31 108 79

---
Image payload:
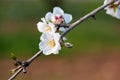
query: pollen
47 39 56 48
45 26 52 32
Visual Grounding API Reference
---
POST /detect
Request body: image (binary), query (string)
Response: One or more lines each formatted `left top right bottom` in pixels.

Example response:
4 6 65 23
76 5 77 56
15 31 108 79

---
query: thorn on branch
22 61 29 73
91 15 96 20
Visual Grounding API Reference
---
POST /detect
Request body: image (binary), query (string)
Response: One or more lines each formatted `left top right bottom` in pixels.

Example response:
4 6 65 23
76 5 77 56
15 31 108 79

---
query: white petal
49 43 61 54
54 42 61 54
53 7 64 15
56 42 61 50
42 43 60 55
43 51 52 55
115 7 120 19
53 33 61 42
52 49 59 54
42 47 53 55
40 33 52 41
39 41 47 50
59 27 66 32
106 8 115 17
48 22 56 32
39 39 54 55
41 18 47 23
106 7 120 19
45 12 53 22
37 22 47 33
63 13 72 23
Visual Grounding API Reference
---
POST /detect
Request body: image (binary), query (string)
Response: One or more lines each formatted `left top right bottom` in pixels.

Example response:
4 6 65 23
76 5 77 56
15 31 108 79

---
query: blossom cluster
37 7 72 55
104 0 120 19
37 0 120 55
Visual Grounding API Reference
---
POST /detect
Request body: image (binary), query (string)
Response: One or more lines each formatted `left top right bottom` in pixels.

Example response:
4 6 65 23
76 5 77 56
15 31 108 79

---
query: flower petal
39 42 52 55
48 22 56 32
106 7 120 19
53 7 64 15
63 13 72 23
39 32 61 55
37 22 47 33
45 12 53 22
53 33 61 42
116 6 120 19
39 41 47 50
40 33 52 41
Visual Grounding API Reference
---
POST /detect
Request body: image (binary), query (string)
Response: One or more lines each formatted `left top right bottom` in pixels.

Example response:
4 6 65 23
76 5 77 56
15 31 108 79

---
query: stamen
45 26 52 32
48 39 56 48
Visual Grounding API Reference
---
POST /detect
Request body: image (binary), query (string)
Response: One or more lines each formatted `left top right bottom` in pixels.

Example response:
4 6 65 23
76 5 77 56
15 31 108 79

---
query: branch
61 0 117 38
8 68 22 80
55 23 70 28
8 51 42 80
8 0 118 80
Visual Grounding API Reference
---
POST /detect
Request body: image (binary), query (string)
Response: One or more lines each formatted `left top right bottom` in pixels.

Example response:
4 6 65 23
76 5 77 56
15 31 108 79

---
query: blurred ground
1 52 120 80
0 0 120 80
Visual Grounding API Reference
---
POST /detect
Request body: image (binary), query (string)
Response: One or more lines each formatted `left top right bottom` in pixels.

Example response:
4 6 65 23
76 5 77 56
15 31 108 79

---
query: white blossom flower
104 0 120 19
45 7 72 24
39 32 61 55
45 7 72 32
37 18 56 33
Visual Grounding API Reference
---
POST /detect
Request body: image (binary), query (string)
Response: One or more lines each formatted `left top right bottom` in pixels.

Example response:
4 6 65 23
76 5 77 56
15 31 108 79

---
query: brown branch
55 23 70 28
8 0 118 80
61 0 117 38
8 68 22 80
8 51 42 80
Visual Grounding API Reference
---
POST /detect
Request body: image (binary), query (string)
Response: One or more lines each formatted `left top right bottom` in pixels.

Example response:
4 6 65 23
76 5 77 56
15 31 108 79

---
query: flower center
45 26 52 32
54 15 64 24
47 39 56 48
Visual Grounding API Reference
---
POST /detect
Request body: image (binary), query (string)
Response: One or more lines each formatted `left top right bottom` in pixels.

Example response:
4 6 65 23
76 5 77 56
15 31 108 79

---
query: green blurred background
0 0 120 57
0 0 120 80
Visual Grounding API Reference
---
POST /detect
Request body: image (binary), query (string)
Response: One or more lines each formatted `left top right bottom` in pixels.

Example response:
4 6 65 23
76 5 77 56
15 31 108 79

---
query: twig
8 68 22 80
55 23 70 28
26 50 42 64
61 0 117 38
8 0 118 80
8 51 42 80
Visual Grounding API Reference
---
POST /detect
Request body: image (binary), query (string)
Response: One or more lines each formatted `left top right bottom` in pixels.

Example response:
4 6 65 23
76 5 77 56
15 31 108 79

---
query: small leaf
10 53 17 61
92 15 96 20
10 69 16 74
